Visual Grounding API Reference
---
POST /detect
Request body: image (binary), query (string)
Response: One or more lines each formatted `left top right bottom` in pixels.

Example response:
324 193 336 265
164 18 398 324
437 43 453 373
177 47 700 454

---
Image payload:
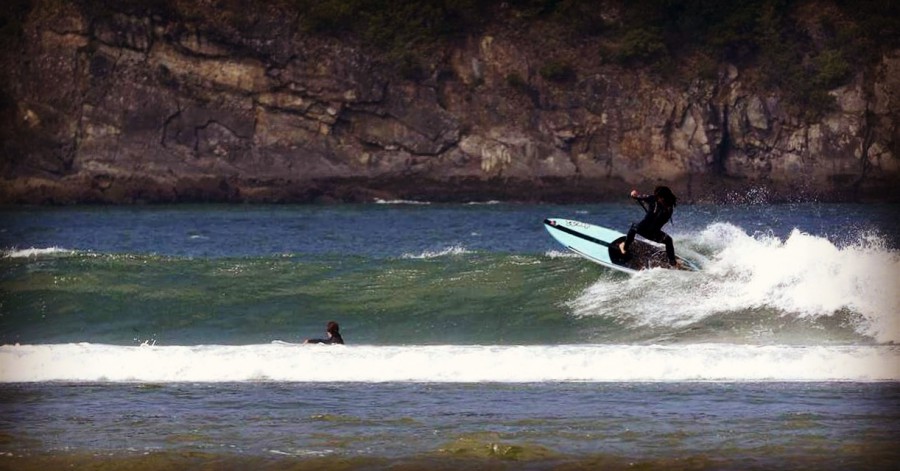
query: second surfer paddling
304 321 344 345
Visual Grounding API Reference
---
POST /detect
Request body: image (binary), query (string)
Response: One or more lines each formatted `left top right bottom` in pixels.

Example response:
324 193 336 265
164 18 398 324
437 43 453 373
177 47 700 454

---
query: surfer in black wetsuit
304 321 344 344
619 186 678 266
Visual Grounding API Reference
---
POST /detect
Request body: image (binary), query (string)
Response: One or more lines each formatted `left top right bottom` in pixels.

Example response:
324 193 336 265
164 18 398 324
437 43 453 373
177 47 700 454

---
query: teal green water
2 203 897 346
1 251 598 345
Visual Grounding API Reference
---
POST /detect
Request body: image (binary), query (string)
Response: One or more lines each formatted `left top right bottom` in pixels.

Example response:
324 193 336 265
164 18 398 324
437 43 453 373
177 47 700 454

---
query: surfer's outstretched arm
303 321 344 345
630 190 655 202
630 190 654 214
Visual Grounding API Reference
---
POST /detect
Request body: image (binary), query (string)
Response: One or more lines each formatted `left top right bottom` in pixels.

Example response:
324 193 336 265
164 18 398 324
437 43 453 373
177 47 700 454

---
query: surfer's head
654 186 677 207
326 321 340 337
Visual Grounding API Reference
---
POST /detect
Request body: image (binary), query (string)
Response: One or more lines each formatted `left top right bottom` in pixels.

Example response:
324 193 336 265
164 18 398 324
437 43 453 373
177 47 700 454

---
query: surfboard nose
543 218 557 227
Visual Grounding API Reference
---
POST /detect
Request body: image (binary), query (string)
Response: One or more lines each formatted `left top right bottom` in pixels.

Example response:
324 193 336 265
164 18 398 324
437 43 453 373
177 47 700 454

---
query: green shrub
506 72 528 90
295 0 489 46
0 0 33 43
614 27 667 64
297 0 357 33
539 60 575 82
395 52 426 81
812 49 852 90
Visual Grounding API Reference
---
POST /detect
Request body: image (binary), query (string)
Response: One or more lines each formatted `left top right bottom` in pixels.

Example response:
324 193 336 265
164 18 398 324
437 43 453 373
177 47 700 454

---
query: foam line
1 343 897 383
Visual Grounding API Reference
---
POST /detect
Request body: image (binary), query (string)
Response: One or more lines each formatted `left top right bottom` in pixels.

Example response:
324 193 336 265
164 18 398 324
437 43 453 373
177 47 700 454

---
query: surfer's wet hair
326 321 340 335
654 186 677 207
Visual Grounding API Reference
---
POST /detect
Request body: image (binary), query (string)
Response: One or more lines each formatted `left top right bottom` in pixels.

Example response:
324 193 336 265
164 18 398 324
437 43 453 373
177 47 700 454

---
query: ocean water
1 202 898 469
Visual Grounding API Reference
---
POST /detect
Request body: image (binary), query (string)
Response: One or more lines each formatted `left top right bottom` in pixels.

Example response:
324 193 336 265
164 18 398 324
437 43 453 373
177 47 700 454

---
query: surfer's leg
641 229 676 266
623 224 638 253
660 232 676 265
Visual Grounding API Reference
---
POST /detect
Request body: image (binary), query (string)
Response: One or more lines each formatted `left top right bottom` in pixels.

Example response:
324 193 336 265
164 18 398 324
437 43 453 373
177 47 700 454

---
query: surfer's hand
630 190 638 198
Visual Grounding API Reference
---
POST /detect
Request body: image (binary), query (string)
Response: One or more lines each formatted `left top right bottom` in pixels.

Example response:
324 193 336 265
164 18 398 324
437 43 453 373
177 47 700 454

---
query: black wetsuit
306 333 344 344
625 194 676 265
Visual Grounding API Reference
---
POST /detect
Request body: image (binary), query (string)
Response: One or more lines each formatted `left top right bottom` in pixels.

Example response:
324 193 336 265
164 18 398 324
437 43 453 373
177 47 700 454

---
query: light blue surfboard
543 218 698 274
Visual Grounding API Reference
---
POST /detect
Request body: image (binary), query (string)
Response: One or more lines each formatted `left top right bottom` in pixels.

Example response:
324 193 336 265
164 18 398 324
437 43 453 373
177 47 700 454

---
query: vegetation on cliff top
292 0 897 119
5 0 900 120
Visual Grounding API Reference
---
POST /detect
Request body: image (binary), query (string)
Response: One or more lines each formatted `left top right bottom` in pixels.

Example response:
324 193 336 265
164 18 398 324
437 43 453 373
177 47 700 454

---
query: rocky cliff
1 0 898 203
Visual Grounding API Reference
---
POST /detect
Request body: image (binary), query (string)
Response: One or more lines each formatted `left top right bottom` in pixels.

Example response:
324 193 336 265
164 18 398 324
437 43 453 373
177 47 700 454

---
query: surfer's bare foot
618 242 626 254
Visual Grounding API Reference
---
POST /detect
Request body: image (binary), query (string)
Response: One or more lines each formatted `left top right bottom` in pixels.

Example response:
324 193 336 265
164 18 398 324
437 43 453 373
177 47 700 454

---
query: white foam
374 199 431 205
544 249 580 259
3 247 74 258
570 223 900 343
401 245 472 259
1 343 896 383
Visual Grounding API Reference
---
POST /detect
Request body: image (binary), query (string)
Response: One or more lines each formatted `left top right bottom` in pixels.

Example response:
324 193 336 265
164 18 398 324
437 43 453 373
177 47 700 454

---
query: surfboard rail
544 218 698 274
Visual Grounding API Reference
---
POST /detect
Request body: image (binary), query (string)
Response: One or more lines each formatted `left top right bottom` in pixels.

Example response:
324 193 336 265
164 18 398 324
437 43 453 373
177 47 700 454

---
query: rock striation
1 1 898 204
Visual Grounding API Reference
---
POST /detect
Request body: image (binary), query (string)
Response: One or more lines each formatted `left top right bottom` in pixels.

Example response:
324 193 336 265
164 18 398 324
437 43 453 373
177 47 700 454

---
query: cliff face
1 0 898 203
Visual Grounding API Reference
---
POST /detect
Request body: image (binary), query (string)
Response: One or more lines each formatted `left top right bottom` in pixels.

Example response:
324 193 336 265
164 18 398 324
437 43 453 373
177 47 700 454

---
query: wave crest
2 247 74 258
570 223 900 343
